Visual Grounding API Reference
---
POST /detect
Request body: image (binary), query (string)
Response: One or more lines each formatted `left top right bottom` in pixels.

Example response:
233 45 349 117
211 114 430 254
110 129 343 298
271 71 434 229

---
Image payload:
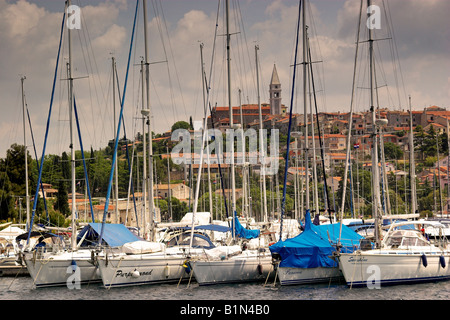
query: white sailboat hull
190 252 274 285
0 255 28 277
23 250 100 288
97 253 191 288
276 266 342 285
338 250 450 287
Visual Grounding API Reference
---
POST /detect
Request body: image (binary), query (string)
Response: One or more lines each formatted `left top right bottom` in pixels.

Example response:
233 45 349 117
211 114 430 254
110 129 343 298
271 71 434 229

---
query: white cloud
0 0 447 158
0 0 132 157
92 24 127 52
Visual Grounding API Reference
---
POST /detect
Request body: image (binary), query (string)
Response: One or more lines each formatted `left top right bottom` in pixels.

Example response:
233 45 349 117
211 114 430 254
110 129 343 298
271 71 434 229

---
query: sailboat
94 0 227 289
267 0 365 286
21 0 145 288
337 0 450 287
270 209 363 285
0 222 28 276
0 76 32 277
187 0 276 286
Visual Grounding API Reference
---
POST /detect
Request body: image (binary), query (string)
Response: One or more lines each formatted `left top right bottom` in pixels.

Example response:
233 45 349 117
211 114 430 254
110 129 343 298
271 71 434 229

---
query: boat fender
182 260 191 274
164 264 170 278
421 254 428 268
257 263 263 275
70 260 77 273
440 255 446 268
131 269 140 278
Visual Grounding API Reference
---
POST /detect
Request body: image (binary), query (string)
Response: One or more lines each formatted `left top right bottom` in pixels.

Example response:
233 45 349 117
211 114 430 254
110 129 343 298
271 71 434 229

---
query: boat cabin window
166 233 213 249
386 229 429 248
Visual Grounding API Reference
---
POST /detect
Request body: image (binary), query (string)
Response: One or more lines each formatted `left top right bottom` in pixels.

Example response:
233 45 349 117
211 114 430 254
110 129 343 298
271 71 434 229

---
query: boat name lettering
115 269 153 278
284 269 303 275
348 256 368 263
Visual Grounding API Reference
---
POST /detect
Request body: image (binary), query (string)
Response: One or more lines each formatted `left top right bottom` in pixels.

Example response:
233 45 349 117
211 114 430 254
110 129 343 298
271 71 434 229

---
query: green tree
170 197 188 221
2 144 32 196
54 179 70 216
156 199 169 220
0 172 17 221
0 144 33 222
61 151 70 181
414 125 426 160
423 125 438 158
171 121 191 132
383 141 404 160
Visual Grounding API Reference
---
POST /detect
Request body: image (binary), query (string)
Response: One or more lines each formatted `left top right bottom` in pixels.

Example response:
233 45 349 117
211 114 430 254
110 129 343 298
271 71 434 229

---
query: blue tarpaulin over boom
165 224 232 233
77 223 141 247
269 210 364 268
195 224 231 233
233 216 260 239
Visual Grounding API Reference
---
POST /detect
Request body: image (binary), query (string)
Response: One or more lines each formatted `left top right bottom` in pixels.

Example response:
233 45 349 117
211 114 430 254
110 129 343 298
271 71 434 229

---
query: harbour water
2 276 450 300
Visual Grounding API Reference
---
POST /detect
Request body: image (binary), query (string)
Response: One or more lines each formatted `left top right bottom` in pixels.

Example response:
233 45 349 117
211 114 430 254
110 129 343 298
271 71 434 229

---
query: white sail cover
180 212 211 226
0 226 26 240
121 241 166 254
204 245 242 260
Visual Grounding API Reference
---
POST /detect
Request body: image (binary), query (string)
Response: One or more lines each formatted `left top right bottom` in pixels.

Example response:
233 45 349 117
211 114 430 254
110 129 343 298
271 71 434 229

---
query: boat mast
140 58 147 236
226 0 237 230
447 118 450 218
367 0 382 247
112 56 119 223
200 43 213 221
238 88 247 217
409 95 417 215
379 122 391 216
21 76 30 232
67 0 77 251
143 0 155 241
305 27 320 217
256 45 268 222
338 0 363 243
436 126 444 215
302 0 310 213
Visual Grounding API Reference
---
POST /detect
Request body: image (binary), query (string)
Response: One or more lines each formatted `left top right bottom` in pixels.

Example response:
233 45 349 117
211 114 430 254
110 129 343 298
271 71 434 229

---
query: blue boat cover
233 216 260 239
165 224 231 233
195 224 231 233
269 210 364 268
77 223 141 247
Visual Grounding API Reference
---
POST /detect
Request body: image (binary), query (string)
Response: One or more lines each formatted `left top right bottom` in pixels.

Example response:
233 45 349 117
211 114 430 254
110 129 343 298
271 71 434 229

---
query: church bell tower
269 64 281 115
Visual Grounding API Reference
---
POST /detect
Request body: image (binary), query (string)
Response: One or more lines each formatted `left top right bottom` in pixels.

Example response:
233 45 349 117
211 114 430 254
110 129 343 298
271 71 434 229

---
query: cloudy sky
0 0 448 158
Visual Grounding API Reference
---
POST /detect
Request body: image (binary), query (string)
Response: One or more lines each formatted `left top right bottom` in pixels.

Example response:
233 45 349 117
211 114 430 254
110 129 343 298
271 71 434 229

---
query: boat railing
332 238 373 253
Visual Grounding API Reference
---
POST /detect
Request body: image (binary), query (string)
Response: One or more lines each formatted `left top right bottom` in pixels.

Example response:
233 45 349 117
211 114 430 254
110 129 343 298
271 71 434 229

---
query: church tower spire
269 64 281 115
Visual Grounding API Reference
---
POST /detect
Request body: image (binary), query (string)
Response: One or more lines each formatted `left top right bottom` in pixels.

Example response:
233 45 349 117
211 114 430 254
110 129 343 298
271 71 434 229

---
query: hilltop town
1 65 448 228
